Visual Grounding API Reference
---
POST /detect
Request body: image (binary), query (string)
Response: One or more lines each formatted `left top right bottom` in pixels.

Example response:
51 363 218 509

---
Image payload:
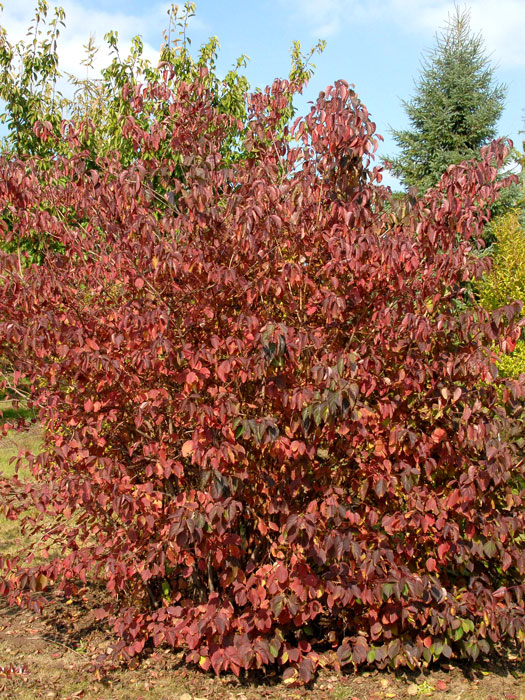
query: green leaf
382 582 394 600
461 619 475 634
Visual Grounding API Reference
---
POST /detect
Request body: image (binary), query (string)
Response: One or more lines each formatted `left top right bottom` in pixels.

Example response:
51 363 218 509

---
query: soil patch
0 589 523 700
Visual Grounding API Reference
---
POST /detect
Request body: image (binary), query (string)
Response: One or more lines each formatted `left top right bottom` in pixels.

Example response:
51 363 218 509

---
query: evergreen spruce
387 5 506 191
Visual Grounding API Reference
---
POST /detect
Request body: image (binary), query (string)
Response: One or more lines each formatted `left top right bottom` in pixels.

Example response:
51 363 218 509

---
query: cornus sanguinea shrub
0 71 524 682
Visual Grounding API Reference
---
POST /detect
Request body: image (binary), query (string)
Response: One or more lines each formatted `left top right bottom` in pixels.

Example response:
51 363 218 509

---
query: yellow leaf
35 573 48 591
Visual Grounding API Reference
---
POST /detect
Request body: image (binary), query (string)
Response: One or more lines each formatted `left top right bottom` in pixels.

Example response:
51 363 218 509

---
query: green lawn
0 398 35 424
0 426 41 477
0 426 42 557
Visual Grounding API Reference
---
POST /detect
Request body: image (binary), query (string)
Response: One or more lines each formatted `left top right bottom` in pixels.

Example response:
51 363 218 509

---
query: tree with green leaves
0 1 324 263
387 5 506 192
0 1 324 164
0 0 66 158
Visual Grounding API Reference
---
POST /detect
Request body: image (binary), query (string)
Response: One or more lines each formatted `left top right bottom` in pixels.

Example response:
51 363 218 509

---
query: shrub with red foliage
0 72 524 681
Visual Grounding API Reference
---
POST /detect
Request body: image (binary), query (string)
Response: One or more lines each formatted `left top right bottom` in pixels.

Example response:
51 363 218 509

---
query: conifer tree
388 5 506 191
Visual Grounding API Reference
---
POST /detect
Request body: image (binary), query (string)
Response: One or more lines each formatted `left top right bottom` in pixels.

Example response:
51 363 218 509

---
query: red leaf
298 657 314 682
337 643 352 666
437 542 450 560
276 565 288 585
374 478 387 498
185 371 198 386
217 360 230 382
431 428 446 443
181 440 194 457
133 639 145 654
426 557 437 572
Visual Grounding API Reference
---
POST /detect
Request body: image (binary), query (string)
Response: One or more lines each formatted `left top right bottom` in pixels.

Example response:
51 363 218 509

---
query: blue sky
2 0 524 189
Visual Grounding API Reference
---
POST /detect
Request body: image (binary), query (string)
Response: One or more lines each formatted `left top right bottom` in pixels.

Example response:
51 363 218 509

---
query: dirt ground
0 589 523 700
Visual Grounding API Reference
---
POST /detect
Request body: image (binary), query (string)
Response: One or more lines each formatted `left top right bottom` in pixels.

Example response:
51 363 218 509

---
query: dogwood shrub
0 72 523 681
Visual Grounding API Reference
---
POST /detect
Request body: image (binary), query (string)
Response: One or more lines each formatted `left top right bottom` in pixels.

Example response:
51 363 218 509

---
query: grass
0 426 42 478
0 399 36 425
0 426 42 557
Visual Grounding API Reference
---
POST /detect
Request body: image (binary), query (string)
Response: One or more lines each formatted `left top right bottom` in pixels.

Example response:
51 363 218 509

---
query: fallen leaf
407 683 419 696
179 693 192 700
436 679 448 691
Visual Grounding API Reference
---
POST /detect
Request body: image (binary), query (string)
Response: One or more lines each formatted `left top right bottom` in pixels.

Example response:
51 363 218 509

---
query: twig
41 635 86 657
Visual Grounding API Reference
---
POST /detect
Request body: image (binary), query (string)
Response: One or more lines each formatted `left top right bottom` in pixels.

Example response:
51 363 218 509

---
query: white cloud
282 0 381 38
281 0 525 67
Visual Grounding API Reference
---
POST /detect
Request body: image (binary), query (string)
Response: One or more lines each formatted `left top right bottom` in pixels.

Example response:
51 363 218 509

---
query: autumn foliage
0 70 524 681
